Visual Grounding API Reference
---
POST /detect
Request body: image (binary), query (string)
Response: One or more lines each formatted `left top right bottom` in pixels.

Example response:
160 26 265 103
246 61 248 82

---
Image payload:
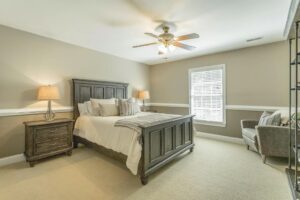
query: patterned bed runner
114 113 181 134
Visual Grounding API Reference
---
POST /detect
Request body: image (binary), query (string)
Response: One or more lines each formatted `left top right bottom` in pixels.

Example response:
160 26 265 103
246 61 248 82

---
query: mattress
74 112 151 175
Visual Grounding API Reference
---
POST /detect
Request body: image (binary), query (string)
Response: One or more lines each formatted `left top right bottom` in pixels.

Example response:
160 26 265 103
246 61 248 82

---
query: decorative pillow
273 109 289 126
78 103 89 116
134 102 141 113
90 98 116 115
118 98 140 116
78 101 94 116
98 103 119 116
84 101 94 115
258 111 281 126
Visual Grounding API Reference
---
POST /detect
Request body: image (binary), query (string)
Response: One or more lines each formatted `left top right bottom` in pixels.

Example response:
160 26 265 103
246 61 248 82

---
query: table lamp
37 85 60 121
138 90 150 111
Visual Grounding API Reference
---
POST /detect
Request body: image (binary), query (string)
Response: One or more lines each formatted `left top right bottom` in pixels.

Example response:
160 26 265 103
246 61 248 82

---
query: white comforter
74 112 151 175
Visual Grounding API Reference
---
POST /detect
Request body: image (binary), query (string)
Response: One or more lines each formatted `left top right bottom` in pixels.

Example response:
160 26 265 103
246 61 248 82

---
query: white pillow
84 101 94 115
99 103 119 116
78 101 94 116
90 98 116 115
78 103 89 116
273 109 289 125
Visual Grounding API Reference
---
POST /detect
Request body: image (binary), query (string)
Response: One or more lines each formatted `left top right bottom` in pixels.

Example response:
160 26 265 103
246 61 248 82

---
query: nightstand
24 118 74 167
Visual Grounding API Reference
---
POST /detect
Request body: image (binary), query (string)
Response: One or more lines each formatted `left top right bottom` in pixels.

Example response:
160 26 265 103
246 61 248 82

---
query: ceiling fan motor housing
159 26 174 45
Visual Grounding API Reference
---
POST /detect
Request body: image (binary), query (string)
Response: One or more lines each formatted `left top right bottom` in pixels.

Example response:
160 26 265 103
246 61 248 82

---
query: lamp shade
138 90 150 100
37 85 60 100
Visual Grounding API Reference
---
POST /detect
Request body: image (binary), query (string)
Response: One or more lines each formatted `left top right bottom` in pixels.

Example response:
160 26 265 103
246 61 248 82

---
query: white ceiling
0 0 293 65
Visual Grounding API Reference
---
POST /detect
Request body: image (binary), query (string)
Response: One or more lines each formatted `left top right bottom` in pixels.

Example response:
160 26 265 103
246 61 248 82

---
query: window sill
194 120 226 127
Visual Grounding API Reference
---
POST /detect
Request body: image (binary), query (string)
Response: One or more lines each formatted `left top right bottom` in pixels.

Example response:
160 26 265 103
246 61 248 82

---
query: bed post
73 135 79 148
140 175 148 185
140 130 148 185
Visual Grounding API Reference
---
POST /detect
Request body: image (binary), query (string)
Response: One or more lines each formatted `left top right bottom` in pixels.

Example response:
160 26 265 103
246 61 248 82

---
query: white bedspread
74 112 151 175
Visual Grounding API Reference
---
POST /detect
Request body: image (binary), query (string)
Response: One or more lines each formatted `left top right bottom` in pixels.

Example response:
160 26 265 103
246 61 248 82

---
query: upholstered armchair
241 120 259 152
241 119 296 163
256 126 290 163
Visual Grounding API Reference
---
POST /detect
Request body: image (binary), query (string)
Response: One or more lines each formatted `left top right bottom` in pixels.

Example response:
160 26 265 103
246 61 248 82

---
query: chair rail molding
149 103 287 112
0 106 73 117
0 104 288 117
149 103 189 108
225 105 287 112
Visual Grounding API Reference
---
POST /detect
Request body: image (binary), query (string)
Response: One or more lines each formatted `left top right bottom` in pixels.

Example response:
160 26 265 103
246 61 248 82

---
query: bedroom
0 0 298 199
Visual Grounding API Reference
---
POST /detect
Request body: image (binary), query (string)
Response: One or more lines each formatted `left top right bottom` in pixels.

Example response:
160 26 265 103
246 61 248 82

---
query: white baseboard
196 131 245 145
0 154 25 167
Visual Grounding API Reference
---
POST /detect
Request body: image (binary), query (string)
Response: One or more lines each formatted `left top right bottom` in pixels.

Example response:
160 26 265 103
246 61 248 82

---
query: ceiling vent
246 37 263 42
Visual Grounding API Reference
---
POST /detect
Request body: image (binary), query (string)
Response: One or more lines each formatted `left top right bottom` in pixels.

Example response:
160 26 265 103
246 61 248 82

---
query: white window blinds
189 65 225 125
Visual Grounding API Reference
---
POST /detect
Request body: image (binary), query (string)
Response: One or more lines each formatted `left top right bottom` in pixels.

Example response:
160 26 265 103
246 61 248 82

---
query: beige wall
0 25 150 109
150 41 288 137
0 25 150 158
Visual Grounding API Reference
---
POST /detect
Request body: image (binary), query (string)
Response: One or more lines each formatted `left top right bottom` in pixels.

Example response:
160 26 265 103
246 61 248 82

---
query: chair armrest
241 120 259 129
256 126 289 157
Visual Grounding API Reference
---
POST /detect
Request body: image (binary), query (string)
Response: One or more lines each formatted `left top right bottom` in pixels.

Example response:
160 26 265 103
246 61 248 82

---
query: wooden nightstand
24 118 74 167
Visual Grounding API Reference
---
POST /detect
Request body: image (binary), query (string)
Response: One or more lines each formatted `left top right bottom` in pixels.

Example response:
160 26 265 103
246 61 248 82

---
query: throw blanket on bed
114 113 181 134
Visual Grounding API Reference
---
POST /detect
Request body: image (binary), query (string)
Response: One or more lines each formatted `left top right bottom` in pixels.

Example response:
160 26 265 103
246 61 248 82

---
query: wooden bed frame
72 79 194 185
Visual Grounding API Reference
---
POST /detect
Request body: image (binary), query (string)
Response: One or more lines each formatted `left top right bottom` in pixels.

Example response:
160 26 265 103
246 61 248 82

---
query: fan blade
145 32 159 38
175 33 199 41
133 42 158 48
172 41 196 51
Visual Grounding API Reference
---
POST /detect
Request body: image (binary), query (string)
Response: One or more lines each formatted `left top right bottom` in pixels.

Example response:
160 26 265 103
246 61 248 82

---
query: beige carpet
0 137 291 200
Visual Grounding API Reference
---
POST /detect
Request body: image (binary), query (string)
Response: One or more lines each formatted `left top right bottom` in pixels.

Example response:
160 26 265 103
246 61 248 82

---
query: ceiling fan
133 25 199 55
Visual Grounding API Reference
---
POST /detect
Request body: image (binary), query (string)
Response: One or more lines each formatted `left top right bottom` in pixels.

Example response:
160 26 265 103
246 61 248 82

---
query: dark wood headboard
72 79 128 120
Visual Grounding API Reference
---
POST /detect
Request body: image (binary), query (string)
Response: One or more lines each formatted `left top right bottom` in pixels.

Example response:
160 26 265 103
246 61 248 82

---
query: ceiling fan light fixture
168 45 175 52
158 45 168 54
158 44 175 55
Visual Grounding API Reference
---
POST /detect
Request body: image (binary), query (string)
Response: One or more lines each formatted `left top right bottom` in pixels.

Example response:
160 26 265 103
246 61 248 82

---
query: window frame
188 64 226 127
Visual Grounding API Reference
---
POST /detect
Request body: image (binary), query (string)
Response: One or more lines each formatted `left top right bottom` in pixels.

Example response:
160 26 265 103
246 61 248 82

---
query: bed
72 79 194 185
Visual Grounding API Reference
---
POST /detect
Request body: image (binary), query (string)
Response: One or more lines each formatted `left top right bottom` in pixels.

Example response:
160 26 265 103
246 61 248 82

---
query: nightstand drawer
34 124 68 142
35 138 71 155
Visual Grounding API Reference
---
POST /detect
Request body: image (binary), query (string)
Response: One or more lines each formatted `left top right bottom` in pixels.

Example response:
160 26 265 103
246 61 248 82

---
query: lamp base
142 100 147 112
45 100 55 121
45 111 55 121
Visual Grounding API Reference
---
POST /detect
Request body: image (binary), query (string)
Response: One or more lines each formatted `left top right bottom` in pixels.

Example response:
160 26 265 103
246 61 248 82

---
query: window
189 65 226 126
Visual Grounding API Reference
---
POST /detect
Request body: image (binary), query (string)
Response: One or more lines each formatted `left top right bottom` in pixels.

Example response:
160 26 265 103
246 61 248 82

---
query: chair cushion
242 128 257 140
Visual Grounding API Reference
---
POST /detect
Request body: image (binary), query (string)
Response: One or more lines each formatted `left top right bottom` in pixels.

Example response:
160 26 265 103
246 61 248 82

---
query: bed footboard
140 115 194 185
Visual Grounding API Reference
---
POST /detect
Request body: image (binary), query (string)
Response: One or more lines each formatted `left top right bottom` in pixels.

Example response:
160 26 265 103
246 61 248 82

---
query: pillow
134 102 141 113
273 109 289 125
258 111 281 126
90 98 116 115
78 103 89 116
78 101 94 116
98 103 119 116
84 101 94 115
118 98 140 116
